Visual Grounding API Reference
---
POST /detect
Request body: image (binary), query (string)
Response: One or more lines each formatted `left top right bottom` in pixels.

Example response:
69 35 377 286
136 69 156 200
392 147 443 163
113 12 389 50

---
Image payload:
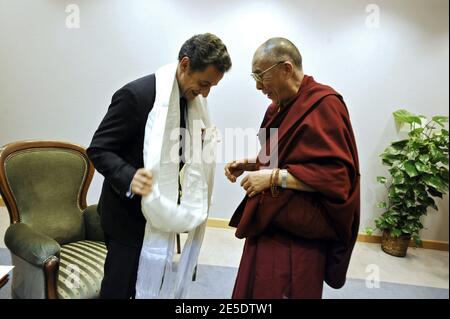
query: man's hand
131 168 153 196
224 159 248 183
240 169 272 197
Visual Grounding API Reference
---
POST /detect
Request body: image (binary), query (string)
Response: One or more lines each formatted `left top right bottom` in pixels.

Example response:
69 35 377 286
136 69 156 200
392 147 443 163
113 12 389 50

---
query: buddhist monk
225 37 360 299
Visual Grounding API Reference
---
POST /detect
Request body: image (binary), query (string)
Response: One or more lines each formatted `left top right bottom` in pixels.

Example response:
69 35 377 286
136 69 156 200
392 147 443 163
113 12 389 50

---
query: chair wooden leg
192 265 197 281
44 256 60 299
176 233 181 254
174 233 196 280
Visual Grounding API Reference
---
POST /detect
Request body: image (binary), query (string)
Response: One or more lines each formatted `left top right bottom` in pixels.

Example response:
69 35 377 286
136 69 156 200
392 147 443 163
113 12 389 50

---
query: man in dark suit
87 33 232 299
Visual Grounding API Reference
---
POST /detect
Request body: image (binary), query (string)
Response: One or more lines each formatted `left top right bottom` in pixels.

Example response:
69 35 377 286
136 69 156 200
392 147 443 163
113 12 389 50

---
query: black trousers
100 234 143 299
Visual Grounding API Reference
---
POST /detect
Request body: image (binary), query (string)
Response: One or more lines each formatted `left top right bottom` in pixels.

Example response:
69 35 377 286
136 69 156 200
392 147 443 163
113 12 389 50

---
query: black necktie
178 97 187 203
179 97 187 171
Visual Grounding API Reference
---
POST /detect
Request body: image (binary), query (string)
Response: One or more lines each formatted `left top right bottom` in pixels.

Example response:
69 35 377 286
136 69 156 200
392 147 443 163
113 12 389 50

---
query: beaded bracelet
270 168 280 197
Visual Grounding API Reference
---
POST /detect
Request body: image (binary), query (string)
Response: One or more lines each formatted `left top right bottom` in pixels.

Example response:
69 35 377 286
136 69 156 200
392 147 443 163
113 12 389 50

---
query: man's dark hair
178 33 232 73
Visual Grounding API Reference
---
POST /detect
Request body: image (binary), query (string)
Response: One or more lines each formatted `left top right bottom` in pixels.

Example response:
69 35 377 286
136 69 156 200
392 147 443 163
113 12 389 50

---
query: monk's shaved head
254 37 302 70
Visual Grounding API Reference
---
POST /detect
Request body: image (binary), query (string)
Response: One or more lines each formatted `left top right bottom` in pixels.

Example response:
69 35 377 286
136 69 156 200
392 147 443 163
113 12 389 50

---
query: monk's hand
224 159 247 183
131 168 153 196
240 169 272 198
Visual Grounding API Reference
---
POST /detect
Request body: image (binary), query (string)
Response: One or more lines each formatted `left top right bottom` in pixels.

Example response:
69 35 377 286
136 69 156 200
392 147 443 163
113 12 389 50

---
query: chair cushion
5 148 87 244
57 240 107 299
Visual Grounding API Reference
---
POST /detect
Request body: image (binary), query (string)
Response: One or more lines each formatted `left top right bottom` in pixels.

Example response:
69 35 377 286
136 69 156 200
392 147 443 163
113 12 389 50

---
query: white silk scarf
135 62 218 298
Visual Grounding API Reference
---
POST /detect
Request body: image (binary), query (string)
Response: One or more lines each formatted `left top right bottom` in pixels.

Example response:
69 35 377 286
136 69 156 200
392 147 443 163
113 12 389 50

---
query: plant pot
381 231 411 257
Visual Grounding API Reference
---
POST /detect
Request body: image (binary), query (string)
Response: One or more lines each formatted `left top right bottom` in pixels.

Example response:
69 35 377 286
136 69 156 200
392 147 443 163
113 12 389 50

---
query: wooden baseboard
357 234 449 251
207 218 449 251
206 218 233 229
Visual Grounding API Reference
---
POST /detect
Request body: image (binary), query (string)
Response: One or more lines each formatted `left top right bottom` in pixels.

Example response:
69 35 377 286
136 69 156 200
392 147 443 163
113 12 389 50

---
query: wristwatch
281 169 288 188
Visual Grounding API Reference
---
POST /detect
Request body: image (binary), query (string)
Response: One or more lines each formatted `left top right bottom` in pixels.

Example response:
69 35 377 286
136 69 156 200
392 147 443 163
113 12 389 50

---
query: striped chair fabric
57 240 107 299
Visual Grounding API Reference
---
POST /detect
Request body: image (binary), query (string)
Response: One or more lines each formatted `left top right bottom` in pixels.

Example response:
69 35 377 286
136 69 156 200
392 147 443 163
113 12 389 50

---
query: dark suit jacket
87 74 156 247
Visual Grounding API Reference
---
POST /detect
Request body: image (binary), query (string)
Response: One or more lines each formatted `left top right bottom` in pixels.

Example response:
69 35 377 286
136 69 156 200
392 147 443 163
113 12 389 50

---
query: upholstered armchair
0 141 106 299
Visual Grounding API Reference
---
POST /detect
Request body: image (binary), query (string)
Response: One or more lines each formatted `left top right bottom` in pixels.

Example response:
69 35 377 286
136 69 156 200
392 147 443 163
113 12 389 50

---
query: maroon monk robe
229 75 360 299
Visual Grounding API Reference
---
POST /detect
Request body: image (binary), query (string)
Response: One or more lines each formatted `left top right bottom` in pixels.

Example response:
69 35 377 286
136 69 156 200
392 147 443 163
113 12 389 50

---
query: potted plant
365 109 449 257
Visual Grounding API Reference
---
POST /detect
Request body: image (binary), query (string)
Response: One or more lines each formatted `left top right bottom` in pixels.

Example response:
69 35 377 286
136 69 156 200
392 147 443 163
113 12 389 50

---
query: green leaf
377 201 387 208
382 158 393 167
432 115 449 127
416 189 429 201
412 235 423 246
424 175 449 193
381 150 404 160
429 144 442 159
394 109 423 125
377 176 387 184
407 149 420 160
391 139 408 149
415 161 430 173
364 227 374 236
393 185 407 195
393 171 405 184
417 195 437 209
401 227 411 234
409 128 424 137
440 169 449 183
404 161 418 177
428 187 443 198
389 210 400 216
391 228 402 237
406 198 416 208
381 152 404 166
419 154 430 163
384 145 402 155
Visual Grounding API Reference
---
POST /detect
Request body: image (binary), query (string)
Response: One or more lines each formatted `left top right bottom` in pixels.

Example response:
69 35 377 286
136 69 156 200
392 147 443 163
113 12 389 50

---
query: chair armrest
4 223 61 267
82 204 105 242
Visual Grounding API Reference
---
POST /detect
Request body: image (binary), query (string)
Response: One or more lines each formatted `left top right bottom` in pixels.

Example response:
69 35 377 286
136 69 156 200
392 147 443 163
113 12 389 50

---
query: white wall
0 0 448 241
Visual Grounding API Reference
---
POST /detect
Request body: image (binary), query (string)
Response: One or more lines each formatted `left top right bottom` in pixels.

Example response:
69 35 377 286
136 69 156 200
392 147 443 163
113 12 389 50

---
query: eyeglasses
251 61 285 83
